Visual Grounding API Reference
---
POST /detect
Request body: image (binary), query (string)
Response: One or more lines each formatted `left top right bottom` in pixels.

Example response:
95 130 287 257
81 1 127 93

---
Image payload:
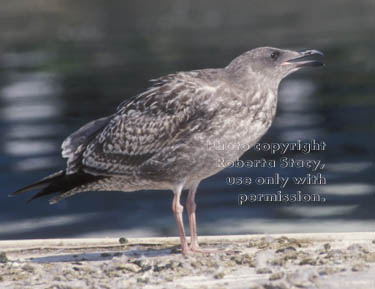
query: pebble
351 263 369 272
269 271 285 281
271 258 285 266
256 267 272 274
275 246 296 254
318 267 338 275
214 272 225 279
136 276 150 284
299 257 317 266
364 252 375 263
119 237 129 244
0 252 8 263
230 254 253 265
115 262 141 273
323 243 331 251
22 264 35 273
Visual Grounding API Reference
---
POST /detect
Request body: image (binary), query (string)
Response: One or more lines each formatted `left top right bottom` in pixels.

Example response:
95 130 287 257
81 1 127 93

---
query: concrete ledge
1 232 374 250
1 232 375 289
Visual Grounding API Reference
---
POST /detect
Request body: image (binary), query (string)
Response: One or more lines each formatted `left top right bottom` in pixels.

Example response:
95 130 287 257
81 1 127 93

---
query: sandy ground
1 232 375 289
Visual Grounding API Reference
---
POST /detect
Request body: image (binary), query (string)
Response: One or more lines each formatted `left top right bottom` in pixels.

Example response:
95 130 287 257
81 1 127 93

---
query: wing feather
62 116 112 174
81 71 218 175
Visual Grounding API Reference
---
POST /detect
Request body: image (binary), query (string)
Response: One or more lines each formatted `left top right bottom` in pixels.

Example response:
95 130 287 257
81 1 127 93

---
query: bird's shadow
30 245 180 263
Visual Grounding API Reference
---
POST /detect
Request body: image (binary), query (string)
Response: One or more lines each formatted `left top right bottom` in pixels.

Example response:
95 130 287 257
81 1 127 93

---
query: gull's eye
270 51 280 60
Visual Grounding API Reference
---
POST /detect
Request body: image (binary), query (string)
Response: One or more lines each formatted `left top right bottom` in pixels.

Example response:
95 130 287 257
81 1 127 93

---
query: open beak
282 49 324 68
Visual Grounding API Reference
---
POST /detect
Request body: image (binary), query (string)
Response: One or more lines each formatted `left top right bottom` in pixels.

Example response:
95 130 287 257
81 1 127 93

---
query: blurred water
0 0 374 240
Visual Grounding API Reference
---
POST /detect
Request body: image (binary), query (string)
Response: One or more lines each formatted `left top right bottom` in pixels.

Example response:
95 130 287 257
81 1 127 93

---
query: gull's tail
9 170 105 203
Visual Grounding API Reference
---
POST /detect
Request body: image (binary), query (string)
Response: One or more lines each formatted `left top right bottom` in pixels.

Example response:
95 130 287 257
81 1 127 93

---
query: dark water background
0 0 374 239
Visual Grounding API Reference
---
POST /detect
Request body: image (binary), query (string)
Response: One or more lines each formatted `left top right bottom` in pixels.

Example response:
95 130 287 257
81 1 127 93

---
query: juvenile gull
11 47 323 255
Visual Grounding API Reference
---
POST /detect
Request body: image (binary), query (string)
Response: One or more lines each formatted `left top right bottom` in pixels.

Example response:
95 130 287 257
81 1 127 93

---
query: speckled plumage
12 47 323 255
59 68 276 200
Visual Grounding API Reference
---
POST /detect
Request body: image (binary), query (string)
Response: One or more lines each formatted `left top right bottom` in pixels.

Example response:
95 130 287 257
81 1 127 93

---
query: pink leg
186 186 221 254
173 184 218 255
172 189 189 255
186 188 200 250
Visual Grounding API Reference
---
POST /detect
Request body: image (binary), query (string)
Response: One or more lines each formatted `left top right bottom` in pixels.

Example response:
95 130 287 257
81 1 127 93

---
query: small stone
299 257 316 266
278 236 290 242
119 237 128 244
101 253 111 257
319 267 338 276
364 252 375 263
352 263 369 272
323 243 331 251
257 237 273 249
317 258 328 265
53 276 63 281
269 271 285 281
171 247 181 254
271 258 285 266
230 254 253 266
137 277 150 284
325 249 344 259
283 251 298 260
0 252 8 263
154 260 172 272
256 267 272 274
276 246 296 253
22 264 35 273
116 263 141 273
347 244 364 252
134 259 153 271
214 272 225 279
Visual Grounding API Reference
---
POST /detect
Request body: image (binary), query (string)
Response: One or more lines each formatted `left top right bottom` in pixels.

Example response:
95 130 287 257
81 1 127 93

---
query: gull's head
226 47 324 87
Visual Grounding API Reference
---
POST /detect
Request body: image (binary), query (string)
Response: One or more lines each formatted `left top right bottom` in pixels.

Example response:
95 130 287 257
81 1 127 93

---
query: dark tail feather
10 170 66 197
9 170 104 203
